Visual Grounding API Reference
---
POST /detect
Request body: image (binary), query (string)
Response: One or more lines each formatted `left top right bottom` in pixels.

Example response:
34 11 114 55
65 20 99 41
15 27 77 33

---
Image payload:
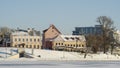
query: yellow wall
52 41 86 50
11 35 42 49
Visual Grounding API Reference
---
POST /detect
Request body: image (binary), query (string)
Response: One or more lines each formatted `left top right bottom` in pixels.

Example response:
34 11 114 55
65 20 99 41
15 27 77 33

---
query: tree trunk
111 44 114 54
84 49 87 58
103 45 106 53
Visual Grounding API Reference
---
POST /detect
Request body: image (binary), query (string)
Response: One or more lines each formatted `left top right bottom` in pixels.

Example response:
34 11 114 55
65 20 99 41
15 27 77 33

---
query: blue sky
0 0 120 34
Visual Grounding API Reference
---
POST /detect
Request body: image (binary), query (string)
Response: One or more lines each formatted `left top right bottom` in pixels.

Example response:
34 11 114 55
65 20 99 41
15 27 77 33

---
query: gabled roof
53 35 86 42
43 24 61 34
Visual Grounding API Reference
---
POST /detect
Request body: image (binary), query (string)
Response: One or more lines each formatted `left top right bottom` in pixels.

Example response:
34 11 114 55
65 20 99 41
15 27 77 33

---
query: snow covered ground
0 47 120 61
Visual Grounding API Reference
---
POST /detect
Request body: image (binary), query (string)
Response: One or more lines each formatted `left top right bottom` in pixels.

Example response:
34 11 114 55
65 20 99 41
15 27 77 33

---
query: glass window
15 38 17 41
76 44 78 47
65 44 66 46
34 45 36 48
26 45 28 48
37 45 39 49
26 39 28 41
34 39 36 42
79 44 81 47
30 45 32 48
19 38 21 41
23 39 24 42
38 39 39 42
15 45 17 47
30 39 32 42
56 43 57 45
68 44 69 47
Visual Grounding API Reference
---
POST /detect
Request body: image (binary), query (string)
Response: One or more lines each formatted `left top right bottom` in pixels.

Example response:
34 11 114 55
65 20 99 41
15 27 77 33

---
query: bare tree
97 16 115 53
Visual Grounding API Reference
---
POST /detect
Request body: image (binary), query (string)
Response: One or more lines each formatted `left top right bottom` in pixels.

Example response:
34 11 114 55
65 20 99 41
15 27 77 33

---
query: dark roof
43 29 48 33
43 24 61 34
17 29 28 32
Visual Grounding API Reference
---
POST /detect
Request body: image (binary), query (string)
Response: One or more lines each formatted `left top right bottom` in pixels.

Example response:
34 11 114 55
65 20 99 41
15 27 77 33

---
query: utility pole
5 42 7 58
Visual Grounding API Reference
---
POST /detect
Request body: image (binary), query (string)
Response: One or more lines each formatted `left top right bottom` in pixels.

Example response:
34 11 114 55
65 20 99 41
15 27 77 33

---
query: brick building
42 24 61 49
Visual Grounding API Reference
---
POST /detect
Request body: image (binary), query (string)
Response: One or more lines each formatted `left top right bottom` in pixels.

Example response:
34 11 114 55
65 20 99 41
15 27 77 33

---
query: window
59 43 60 45
82 45 84 47
76 37 79 40
65 44 66 46
68 44 69 47
38 39 39 42
52 27 54 29
71 37 74 40
79 45 81 47
26 45 28 48
34 39 36 42
56 43 58 45
15 45 17 47
15 38 17 41
37 45 39 49
61 43 63 45
76 44 78 47
19 38 21 41
26 39 28 41
34 45 36 48
65 37 69 40
30 39 32 42
23 39 24 42
30 45 32 48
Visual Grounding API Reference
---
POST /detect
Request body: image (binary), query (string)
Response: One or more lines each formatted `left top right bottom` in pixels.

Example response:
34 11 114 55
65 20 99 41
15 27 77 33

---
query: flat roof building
73 25 102 36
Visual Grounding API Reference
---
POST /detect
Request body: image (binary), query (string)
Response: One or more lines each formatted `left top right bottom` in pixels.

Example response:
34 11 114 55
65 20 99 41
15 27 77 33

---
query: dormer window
52 26 55 29
65 37 69 40
71 37 74 40
75 37 79 40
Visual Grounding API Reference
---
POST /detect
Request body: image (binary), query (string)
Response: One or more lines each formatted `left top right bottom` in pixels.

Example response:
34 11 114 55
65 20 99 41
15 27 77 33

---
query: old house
42 24 61 49
52 35 86 52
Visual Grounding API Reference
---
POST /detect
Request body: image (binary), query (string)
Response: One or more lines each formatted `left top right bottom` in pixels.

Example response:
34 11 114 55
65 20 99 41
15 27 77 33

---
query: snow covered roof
11 31 29 36
53 35 86 42
61 35 86 41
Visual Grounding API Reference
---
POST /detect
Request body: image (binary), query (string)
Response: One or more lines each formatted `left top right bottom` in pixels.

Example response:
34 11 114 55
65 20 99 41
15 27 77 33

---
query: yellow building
11 31 41 49
52 35 86 52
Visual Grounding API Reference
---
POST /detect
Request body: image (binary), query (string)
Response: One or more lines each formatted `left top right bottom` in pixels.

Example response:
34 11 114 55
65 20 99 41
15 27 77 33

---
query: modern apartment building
72 25 102 36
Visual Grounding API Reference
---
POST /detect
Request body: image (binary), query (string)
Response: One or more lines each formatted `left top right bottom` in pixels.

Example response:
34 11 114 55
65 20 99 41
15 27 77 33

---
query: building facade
72 25 102 36
11 29 42 49
42 24 61 49
52 35 86 52
113 30 120 44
